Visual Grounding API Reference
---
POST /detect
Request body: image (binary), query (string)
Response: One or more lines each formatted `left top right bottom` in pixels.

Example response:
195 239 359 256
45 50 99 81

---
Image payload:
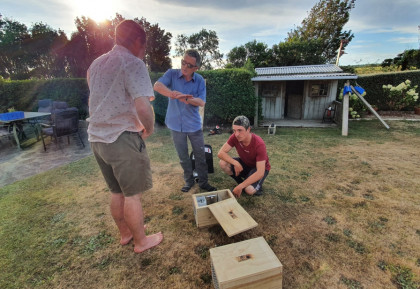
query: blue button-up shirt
158 69 206 132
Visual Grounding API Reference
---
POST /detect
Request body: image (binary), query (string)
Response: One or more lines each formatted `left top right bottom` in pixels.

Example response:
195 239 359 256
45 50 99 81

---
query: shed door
261 82 281 120
286 81 304 119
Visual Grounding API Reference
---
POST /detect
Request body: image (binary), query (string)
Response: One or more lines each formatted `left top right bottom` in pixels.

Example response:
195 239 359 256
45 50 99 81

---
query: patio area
0 121 91 187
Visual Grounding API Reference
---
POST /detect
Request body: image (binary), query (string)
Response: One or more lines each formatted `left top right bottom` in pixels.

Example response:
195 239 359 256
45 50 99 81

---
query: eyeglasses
181 60 197 69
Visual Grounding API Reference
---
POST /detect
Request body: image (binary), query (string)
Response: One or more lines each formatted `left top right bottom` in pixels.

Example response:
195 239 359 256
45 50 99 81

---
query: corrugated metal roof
252 73 358 81
251 64 357 81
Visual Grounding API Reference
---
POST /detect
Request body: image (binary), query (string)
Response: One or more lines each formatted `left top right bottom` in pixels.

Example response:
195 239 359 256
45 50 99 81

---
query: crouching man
217 116 271 197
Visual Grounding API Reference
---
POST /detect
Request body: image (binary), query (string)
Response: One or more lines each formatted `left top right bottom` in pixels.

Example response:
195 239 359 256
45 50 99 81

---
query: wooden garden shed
251 64 357 126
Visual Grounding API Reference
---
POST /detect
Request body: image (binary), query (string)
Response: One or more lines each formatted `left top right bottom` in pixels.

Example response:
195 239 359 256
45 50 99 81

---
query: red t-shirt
227 133 271 171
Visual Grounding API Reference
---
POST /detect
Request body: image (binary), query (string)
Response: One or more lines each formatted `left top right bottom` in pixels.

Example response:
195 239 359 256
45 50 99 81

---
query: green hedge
150 69 256 126
200 69 256 126
0 78 89 119
338 70 420 110
4 69 417 124
149 72 167 125
0 69 256 127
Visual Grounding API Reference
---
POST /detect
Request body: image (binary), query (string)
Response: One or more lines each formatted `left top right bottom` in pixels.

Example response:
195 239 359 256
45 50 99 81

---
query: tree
226 46 247 68
270 38 326 66
287 0 356 63
63 16 114 77
0 13 172 78
381 58 394 68
135 17 172 72
398 49 420 70
382 49 420 70
226 40 271 68
0 16 69 79
26 23 68 78
175 29 223 70
63 14 172 77
0 16 31 79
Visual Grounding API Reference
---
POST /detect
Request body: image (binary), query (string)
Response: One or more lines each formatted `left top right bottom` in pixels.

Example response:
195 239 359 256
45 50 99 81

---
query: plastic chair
38 99 53 113
51 101 69 118
52 101 68 112
40 108 85 151
33 99 54 126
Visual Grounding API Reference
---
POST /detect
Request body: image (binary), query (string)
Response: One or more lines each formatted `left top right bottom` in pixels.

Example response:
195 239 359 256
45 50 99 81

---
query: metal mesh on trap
211 261 219 289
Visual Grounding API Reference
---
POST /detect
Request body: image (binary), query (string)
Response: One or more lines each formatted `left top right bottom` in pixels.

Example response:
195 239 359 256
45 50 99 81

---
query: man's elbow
153 82 160 91
217 151 224 159
255 170 265 180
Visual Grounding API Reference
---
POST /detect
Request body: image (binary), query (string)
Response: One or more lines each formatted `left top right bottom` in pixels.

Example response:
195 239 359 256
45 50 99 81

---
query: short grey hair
184 49 201 67
233 115 250 130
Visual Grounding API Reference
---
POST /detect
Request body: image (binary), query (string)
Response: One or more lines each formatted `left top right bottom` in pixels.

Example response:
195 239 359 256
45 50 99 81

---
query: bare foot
120 225 148 245
134 232 164 253
120 236 133 246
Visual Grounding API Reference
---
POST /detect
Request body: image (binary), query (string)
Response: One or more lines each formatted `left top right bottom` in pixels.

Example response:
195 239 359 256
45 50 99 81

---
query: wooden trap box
193 189 235 228
210 237 283 289
192 189 258 237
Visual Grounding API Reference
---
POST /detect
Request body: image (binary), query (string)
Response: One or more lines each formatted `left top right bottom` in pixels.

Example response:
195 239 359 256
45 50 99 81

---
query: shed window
261 83 279 97
311 83 329 97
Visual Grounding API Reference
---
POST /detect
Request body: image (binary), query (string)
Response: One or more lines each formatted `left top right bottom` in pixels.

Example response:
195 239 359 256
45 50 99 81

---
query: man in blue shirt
154 49 217 192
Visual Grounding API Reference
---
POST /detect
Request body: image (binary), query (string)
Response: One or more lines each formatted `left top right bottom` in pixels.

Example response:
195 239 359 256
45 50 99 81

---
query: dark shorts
90 131 153 197
230 157 269 191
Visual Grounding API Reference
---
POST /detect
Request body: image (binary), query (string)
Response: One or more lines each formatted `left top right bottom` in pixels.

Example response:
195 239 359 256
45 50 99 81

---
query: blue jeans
171 129 208 186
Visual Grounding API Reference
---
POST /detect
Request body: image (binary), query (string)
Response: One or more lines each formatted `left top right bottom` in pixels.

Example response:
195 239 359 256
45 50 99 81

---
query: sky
2 0 420 67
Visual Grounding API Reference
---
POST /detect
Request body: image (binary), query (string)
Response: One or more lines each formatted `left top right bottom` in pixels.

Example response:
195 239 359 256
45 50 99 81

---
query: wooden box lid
208 198 258 237
210 237 283 288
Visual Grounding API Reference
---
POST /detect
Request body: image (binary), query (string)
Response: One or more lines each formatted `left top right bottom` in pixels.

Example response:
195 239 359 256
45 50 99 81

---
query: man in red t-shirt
217 116 270 197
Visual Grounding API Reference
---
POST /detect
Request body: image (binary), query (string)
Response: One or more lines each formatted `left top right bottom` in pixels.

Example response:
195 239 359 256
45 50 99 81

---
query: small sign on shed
192 189 257 237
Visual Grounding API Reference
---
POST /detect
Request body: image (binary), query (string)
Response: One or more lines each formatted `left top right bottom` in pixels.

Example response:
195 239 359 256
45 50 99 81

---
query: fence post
342 81 350 136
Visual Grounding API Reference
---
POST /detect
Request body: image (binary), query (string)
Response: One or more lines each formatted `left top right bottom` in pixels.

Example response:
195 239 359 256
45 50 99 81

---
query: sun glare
73 0 116 23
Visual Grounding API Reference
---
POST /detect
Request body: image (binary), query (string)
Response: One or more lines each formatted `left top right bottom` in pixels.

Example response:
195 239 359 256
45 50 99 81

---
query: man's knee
244 185 257 195
219 159 231 174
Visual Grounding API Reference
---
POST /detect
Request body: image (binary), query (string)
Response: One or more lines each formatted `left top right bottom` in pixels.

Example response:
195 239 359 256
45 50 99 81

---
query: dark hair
185 49 201 67
232 115 250 130
115 20 146 49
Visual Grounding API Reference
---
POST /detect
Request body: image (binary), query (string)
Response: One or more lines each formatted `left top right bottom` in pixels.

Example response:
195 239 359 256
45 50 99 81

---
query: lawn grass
1 120 419 289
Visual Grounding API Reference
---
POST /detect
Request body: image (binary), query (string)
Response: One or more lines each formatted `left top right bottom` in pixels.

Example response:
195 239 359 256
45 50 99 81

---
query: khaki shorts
91 131 153 197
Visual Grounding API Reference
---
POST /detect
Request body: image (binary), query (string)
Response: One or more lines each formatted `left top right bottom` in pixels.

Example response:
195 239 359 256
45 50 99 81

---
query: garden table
0 112 51 149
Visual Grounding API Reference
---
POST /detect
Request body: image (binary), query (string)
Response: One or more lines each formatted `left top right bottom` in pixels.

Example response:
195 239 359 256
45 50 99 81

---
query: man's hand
233 161 243 176
179 96 194 104
169 90 181 99
171 91 192 100
142 129 152 140
135 97 154 137
232 184 244 198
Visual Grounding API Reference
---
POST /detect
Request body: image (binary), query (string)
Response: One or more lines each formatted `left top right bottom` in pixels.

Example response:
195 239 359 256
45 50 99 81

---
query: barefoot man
87 20 163 253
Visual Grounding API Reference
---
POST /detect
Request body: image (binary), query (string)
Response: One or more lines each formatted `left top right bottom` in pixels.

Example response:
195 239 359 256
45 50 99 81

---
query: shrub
382 80 419 110
338 87 364 118
338 70 420 110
